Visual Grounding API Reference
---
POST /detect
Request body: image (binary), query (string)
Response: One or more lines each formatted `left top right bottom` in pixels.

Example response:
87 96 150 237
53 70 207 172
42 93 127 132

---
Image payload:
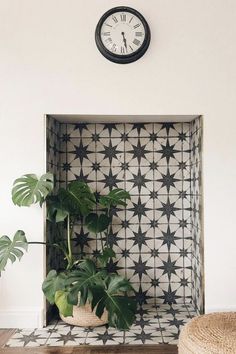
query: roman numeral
102 32 110 36
133 38 140 46
135 32 143 37
112 16 118 23
129 45 133 51
133 23 141 29
129 16 134 23
120 13 126 22
111 44 117 52
105 37 112 44
105 23 112 27
121 46 125 54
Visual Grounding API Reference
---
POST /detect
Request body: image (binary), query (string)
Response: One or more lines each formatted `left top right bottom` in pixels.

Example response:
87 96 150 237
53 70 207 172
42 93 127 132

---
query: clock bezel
95 6 151 64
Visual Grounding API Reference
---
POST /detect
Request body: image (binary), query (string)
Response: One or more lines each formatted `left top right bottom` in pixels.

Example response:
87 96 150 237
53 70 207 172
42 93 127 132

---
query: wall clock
95 6 151 64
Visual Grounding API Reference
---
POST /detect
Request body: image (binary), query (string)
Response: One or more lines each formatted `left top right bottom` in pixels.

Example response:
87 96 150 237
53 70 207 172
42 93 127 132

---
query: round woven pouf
178 312 236 354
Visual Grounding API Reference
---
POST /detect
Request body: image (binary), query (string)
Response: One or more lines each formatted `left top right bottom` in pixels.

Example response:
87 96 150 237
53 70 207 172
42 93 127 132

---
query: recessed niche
44 115 204 345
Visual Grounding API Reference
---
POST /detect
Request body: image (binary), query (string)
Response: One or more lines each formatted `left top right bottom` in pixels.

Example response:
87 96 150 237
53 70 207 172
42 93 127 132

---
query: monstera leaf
66 259 105 306
92 274 136 330
106 295 136 330
12 173 54 206
55 290 73 317
46 195 69 223
99 189 130 208
42 270 67 304
58 181 96 216
97 247 115 267
0 230 28 271
85 213 111 234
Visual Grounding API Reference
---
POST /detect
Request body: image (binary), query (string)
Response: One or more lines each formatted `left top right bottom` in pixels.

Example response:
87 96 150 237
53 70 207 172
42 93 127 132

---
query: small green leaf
42 270 67 304
85 213 111 234
59 181 96 216
67 287 79 306
98 247 115 267
46 195 69 223
0 230 28 271
55 290 73 317
12 173 54 207
99 189 130 208
106 275 134 293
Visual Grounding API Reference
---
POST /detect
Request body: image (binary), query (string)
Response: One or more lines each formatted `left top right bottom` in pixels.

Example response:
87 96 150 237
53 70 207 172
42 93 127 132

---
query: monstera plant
0 173 136 330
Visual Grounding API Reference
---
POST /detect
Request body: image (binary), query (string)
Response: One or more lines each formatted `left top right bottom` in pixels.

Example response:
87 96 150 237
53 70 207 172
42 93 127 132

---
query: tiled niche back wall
46 118 203 313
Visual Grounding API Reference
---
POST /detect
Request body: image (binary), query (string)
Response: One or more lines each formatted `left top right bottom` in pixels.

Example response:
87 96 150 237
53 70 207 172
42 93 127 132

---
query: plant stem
27 242 47 245
106 207 110 248
27 241 67 258
67 215 73 269
99 232 104 251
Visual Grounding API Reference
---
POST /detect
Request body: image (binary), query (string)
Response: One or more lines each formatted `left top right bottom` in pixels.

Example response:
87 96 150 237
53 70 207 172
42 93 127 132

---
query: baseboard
0 308 44 328
205 306 236 313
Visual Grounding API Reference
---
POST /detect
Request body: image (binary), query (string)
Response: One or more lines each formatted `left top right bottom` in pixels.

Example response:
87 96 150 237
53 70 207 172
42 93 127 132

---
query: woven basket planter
179 312 236 354
60 302 108 327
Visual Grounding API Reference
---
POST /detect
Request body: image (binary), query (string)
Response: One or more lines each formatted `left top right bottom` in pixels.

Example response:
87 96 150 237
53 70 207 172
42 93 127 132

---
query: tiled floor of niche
5 304 197 347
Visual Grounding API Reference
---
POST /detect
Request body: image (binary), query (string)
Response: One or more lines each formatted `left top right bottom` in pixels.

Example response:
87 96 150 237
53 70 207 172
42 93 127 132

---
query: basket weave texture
60 303 108 327
178 312 236 354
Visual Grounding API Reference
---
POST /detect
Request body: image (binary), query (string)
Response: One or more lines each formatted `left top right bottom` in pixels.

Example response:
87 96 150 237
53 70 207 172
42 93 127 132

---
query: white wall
0 0 235 327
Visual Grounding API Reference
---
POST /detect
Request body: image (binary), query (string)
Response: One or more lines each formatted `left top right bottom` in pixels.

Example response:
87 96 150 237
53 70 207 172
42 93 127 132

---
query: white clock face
100 11 145 55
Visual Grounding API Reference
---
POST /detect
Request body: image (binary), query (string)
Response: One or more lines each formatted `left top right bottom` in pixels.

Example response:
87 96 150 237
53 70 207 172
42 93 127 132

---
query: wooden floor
0 330 178 354
0 344 178 353
0 330 16 348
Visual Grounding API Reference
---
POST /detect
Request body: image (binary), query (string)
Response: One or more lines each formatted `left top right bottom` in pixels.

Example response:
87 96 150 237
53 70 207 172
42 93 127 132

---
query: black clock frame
95 6 151 64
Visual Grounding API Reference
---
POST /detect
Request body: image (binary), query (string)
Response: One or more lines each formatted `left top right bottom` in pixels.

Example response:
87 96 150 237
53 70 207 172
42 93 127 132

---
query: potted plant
0 173 136 330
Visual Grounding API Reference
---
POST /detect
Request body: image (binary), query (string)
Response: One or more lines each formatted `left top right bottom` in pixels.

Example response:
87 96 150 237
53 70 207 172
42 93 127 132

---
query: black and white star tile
46 117 61 192
97 167 125 192
64 167 97 191
126 166 154 195
190 118 201 137
154 224 185 253
5 304 197 347
125 123 154 137
67 139 96 167
125 253 155 282
156 253 184 283
154 166 191 195
156 283 186 304
153 138 183 166
125 138 154 166
126 224 155 253
96 123 125 138
96 138 124 167
45 330 87 346
5 329 51 347
191 163 201 196
46 119 203 313
85 327 125 345
190 116 203 314
64 123 96 138
126 196 154 224
154 195 191 224
124 329 163 345
154 122 191 138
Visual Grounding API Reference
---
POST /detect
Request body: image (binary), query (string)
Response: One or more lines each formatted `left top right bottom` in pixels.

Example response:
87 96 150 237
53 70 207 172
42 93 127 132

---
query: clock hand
121 31 128 52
